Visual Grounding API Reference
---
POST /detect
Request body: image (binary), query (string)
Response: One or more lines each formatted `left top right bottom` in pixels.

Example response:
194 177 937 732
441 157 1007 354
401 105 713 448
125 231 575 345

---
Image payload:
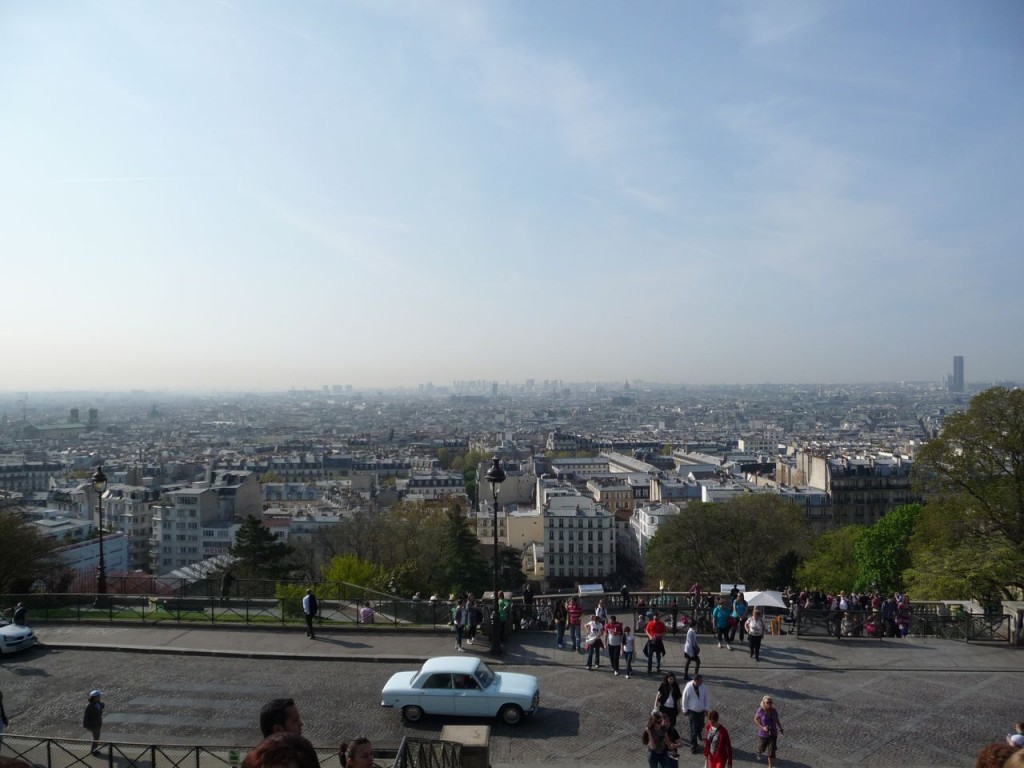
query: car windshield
475 662 495 688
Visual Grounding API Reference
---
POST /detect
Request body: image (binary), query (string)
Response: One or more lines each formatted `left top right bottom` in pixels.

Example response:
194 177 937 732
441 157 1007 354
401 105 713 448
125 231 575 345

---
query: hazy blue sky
2 1 1022 391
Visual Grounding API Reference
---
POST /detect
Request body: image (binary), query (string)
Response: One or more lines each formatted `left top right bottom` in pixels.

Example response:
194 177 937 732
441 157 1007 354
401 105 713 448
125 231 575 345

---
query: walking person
584 613 605 669
683 624 701 680
713 598 732 650
730 593 748 644
622 626 635 678
745 608 766 661
466 596 481 644
553 598 568 648
453 598 467 651
605 614 624 675
753 695 784 767
654 672 683 729
496 592 511 649
703 710 733 768
12 603 27 626
82 690 105 754
645 611 667 674
681 674 709 754
302 589 319 639
642 711 679 768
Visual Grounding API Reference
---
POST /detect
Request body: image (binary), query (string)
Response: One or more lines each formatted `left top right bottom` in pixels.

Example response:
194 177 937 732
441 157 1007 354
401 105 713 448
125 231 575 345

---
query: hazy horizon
3 2 1022 390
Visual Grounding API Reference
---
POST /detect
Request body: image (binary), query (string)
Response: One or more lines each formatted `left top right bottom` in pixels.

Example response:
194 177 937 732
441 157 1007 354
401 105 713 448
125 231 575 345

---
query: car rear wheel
402 705 424 723
499 704 524 726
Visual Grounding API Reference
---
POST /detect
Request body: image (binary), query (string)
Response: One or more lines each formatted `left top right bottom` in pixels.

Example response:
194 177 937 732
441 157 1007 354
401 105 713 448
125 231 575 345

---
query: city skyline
3 2 1022 391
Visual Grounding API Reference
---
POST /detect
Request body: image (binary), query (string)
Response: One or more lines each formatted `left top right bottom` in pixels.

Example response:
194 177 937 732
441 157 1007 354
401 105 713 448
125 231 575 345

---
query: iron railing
0 734 406 768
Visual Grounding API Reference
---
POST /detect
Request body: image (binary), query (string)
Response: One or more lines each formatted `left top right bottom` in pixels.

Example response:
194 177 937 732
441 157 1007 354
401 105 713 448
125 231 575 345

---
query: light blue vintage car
381 655 540 725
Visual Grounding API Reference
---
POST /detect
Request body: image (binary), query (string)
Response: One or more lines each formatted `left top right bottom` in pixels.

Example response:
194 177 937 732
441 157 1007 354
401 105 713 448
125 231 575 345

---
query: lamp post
92 466 108 607
485 456 506 655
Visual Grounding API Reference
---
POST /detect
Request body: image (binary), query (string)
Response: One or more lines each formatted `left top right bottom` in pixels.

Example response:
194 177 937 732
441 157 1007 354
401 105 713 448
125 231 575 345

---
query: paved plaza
0 623 1020 767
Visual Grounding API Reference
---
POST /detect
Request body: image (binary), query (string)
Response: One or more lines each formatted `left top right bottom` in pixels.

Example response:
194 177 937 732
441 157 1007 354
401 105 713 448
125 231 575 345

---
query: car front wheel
498 704 524 726
402 705 424 723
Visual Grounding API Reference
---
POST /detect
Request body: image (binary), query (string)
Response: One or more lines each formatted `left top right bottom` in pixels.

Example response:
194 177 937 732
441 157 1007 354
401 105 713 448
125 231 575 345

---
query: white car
0 621 37 655
381 655 540 726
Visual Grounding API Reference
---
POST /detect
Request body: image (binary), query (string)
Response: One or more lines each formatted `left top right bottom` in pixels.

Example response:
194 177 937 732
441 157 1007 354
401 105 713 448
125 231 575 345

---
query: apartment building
149 471 260 575
0 460 63 492
539 475 616 588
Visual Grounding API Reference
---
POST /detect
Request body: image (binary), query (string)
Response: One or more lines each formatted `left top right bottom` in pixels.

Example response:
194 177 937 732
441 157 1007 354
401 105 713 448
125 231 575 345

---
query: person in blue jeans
622 626 635 678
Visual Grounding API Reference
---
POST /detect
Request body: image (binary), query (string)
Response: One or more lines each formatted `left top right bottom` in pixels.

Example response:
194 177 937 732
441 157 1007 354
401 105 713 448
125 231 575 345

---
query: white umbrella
744 590 788 610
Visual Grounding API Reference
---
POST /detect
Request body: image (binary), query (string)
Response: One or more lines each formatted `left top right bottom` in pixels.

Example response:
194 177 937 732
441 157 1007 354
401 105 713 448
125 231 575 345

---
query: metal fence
0 734 454 768
793 608 1014 643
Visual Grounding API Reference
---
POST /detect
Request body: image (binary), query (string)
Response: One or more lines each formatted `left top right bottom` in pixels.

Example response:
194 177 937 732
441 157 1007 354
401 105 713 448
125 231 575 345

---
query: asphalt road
1 634 1021 767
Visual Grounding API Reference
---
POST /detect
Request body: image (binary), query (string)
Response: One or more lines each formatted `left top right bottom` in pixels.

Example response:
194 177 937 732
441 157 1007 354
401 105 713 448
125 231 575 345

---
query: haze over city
3 1 1022 392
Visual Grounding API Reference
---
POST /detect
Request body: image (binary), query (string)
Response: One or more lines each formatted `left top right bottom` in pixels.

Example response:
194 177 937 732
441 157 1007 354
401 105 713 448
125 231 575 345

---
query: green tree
645 495 810 590
0 507 60 593
230 515 295 579
321 553 384 588
912 386 1024 600
439 505 489 596
853 504 921 593
498 546 527 591
795 525 863 593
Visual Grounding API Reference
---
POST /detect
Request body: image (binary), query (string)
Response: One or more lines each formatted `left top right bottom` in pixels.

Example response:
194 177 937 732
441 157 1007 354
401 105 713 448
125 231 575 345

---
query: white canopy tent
744 590 789 610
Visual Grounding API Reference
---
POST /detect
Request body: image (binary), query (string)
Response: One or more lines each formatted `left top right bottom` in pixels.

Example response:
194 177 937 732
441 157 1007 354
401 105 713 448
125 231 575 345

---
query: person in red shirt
703 710 733 768
566 597 584 652
645 612 667 674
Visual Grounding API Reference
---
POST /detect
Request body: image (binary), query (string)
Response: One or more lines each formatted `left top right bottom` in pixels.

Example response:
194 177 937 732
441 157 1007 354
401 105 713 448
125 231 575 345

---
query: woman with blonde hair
753 695 784 767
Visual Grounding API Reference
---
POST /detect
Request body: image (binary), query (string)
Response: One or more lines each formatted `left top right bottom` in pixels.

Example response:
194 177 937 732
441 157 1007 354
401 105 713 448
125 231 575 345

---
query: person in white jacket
683 625 700 680
681 674 710 754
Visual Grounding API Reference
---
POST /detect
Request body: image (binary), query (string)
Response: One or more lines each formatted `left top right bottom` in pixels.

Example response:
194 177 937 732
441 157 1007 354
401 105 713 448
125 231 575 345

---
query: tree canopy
645 495 810 591
853 503 920 594
911 386 1024 600
794 525 864 593
0 507 61 593
230 515 296 579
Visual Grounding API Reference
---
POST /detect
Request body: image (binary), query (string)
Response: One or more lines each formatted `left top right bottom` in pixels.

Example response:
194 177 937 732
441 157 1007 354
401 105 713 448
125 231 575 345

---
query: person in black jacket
654 672 683 728
82 690 105 754
1 689 10 751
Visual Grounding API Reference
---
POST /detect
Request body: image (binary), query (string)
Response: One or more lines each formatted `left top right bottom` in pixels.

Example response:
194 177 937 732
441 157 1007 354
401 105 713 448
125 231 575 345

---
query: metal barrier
0 734 404 768
793 609 1013 643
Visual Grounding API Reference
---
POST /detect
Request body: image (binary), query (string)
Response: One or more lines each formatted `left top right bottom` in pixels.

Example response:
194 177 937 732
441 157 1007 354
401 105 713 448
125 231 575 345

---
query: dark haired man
260 698 303 738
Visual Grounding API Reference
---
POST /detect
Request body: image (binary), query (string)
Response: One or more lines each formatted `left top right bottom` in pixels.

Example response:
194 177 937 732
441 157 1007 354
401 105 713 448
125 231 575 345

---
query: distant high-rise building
952 356 965 393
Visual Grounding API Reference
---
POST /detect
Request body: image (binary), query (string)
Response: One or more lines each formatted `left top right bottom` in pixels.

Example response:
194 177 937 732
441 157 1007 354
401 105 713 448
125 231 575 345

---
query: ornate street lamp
92 466 108 607
485 456 506 654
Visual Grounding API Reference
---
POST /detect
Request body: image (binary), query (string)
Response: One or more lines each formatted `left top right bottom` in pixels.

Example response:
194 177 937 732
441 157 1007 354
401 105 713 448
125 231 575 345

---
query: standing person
584 613 605 669
82 690 105 754
453 598 467 652
622 626 635 678
522 584 534 625
302 589 319 639
553 598 568 648
621 584 631 607
730 593 748 644
654 672 683 728
745 608 766 661
0 690 8 752
703 711 733 768
496 592 511 648
12 603 26 626
595 598 609 623
605 614 624 675
645 611 667 674
712 598 732 650
683 624 701 680
566 597 584 653
259 698 303 737
642 711 678 768
753 695 784 767
340 737 373 768
681 674 709 754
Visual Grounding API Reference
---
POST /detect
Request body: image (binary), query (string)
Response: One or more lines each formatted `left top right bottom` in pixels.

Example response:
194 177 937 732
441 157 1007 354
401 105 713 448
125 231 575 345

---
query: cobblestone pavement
0 624 1020 767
